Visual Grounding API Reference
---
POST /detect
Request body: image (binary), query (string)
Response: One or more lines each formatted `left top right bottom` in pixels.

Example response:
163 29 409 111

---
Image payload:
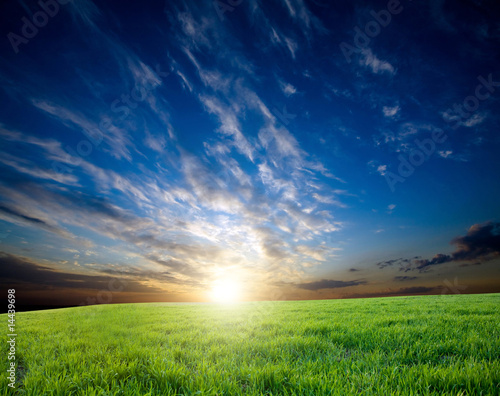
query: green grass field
1 294 499 395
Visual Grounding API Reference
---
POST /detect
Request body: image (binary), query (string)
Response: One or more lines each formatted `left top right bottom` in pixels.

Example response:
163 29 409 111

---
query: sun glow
210 278 241 303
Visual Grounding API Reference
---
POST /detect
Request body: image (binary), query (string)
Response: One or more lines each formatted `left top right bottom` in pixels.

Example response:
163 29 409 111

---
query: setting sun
210 278 241 303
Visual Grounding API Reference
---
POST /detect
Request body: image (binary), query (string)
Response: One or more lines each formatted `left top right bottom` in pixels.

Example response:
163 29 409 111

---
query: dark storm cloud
378 222 500 272
412 222 500 271
295 279 367 291
0 251 163 293
451 222 500 260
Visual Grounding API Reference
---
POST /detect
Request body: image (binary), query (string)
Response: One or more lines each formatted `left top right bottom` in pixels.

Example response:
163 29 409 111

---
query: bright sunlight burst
210 278 241 303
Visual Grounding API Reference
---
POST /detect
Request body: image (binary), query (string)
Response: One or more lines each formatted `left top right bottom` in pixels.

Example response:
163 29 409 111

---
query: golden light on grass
210 278 241 303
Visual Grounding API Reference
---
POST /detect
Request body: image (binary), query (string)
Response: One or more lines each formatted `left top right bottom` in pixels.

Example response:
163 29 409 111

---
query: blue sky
0 0 499 306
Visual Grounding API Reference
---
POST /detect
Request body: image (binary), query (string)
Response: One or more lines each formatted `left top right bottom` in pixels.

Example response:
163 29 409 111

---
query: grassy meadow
1 294 499 395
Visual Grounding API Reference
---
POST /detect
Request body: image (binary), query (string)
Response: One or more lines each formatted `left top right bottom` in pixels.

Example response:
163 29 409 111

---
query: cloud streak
295 279 366 291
